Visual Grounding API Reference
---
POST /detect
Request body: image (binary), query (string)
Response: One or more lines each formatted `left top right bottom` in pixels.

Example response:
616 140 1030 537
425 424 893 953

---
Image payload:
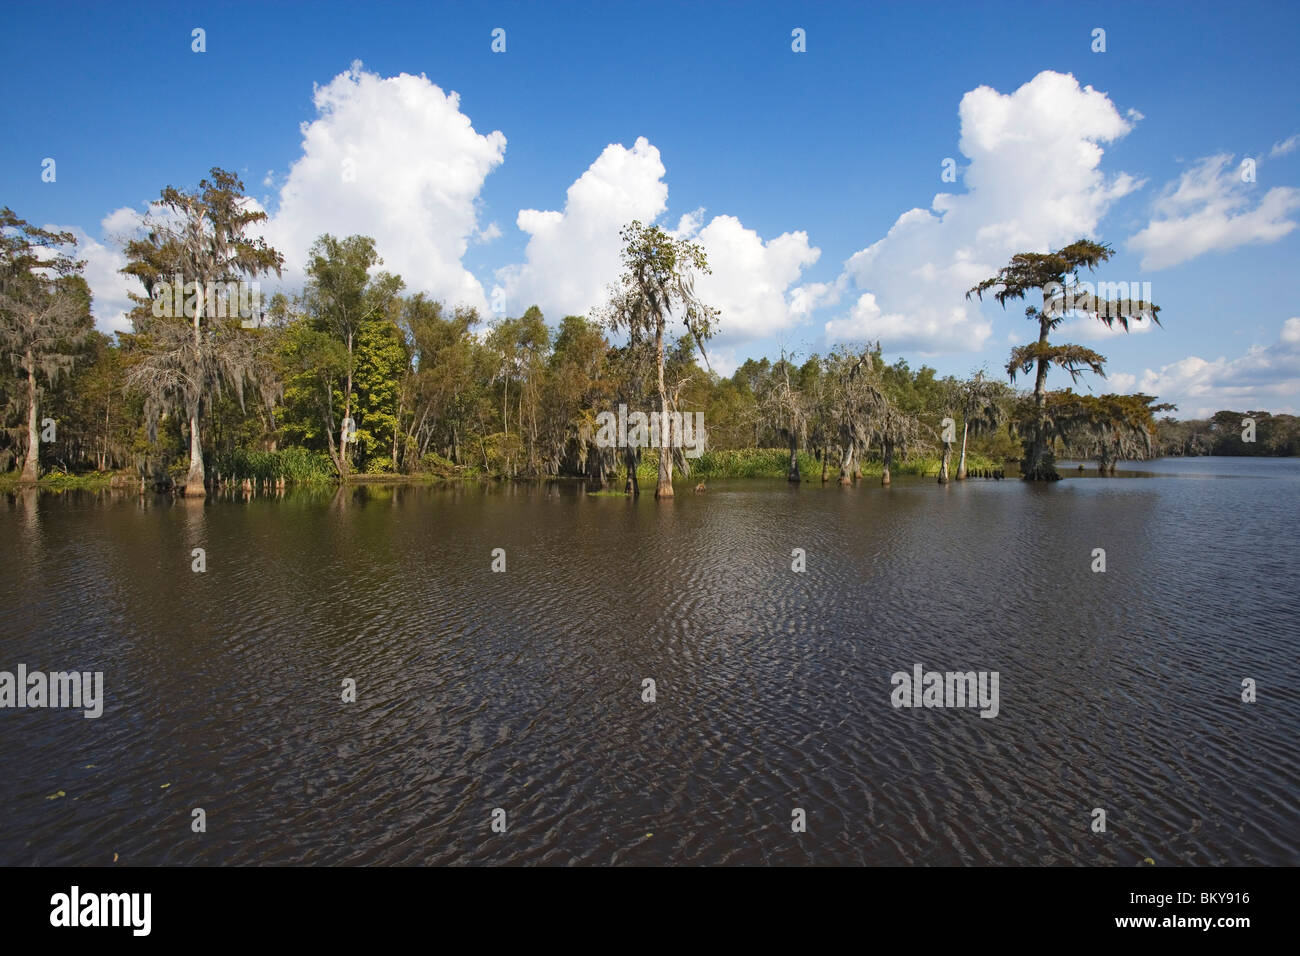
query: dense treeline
1155 411 1300 457
2 169 1290 493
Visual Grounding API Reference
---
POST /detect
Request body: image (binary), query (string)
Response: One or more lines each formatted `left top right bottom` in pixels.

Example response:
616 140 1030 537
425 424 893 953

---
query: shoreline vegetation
4 179 1299 499
6 447 1293 498
0 447 1008 494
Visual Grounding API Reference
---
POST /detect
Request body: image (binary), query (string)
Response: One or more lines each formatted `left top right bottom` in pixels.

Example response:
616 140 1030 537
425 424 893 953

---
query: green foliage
301 233 405 478
351 316 408 470
278 317 346 449
417 452 462 478
686 447 1000 480
0 208 94 478
1053 391 1173 468
276 446 335 482
693 448 817 479
211 446 334 483
1157 410 1300 457
0 469 104 492
32 201 1284 494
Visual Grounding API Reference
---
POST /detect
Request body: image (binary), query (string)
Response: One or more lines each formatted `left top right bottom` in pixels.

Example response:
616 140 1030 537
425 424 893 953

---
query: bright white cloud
494 136 668 320
825 70 1140 355
494 137 820 344
262 62 506 312
1107 371 1137 392
1134 317 1300 416
1127 153 1300 270
674 213 820 343
703 345 742 378
59 207 144 334
74 65 507 328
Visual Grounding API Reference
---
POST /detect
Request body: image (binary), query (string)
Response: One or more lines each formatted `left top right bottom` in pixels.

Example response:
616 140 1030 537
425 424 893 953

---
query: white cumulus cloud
1106 371 1137 392
262 62 506 312
674 213 820 344
494 136 668 320
825 70 1141 355
494 137 820 345
59 207 144 335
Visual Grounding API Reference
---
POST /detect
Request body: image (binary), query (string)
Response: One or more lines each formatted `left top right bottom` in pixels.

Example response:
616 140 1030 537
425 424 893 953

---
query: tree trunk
498 365 509 448
1023 307 1059 481
956 420 969 480
522 383 534 474
787 435 801 483
338 331 354 481
185 405 206 497
99 399 110 471
20 355 38 482
654 322 673 498
391 391 404 471
184 295 207 497
821 446 829 483
939 441 951 483
321 377 342 474
882 439 893 486
625 447 640 496
838 443 854 485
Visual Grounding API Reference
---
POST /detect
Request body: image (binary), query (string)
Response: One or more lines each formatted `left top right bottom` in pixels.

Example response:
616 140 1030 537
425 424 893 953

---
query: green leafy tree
46 330 133 471
399 297 482 466
0 209 92 481
545 314 614 480
302 234 403 478
351 312 408 471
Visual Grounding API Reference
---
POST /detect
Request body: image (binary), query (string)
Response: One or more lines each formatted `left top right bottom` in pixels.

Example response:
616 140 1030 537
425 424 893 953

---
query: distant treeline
1156 412 1300 457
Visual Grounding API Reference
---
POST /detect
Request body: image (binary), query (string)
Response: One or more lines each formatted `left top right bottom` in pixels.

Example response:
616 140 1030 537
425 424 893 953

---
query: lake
2 456 1297 865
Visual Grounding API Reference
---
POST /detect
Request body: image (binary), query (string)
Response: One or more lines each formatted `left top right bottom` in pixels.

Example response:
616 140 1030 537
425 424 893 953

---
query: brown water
2 458 1298 865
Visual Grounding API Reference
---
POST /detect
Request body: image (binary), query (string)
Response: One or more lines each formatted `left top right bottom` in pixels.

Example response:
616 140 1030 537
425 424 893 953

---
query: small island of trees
1 168 1292 497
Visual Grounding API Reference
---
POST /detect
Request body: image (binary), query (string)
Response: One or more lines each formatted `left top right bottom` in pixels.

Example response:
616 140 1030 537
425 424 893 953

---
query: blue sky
2 0 1298 416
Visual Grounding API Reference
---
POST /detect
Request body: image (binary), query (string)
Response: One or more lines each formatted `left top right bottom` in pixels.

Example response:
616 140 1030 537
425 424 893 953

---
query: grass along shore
2 447 1006 494
686 448 1001 481
0 470 118 493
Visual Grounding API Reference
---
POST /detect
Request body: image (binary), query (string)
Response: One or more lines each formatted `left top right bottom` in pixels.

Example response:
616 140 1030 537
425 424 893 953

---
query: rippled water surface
2 457 1298 865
